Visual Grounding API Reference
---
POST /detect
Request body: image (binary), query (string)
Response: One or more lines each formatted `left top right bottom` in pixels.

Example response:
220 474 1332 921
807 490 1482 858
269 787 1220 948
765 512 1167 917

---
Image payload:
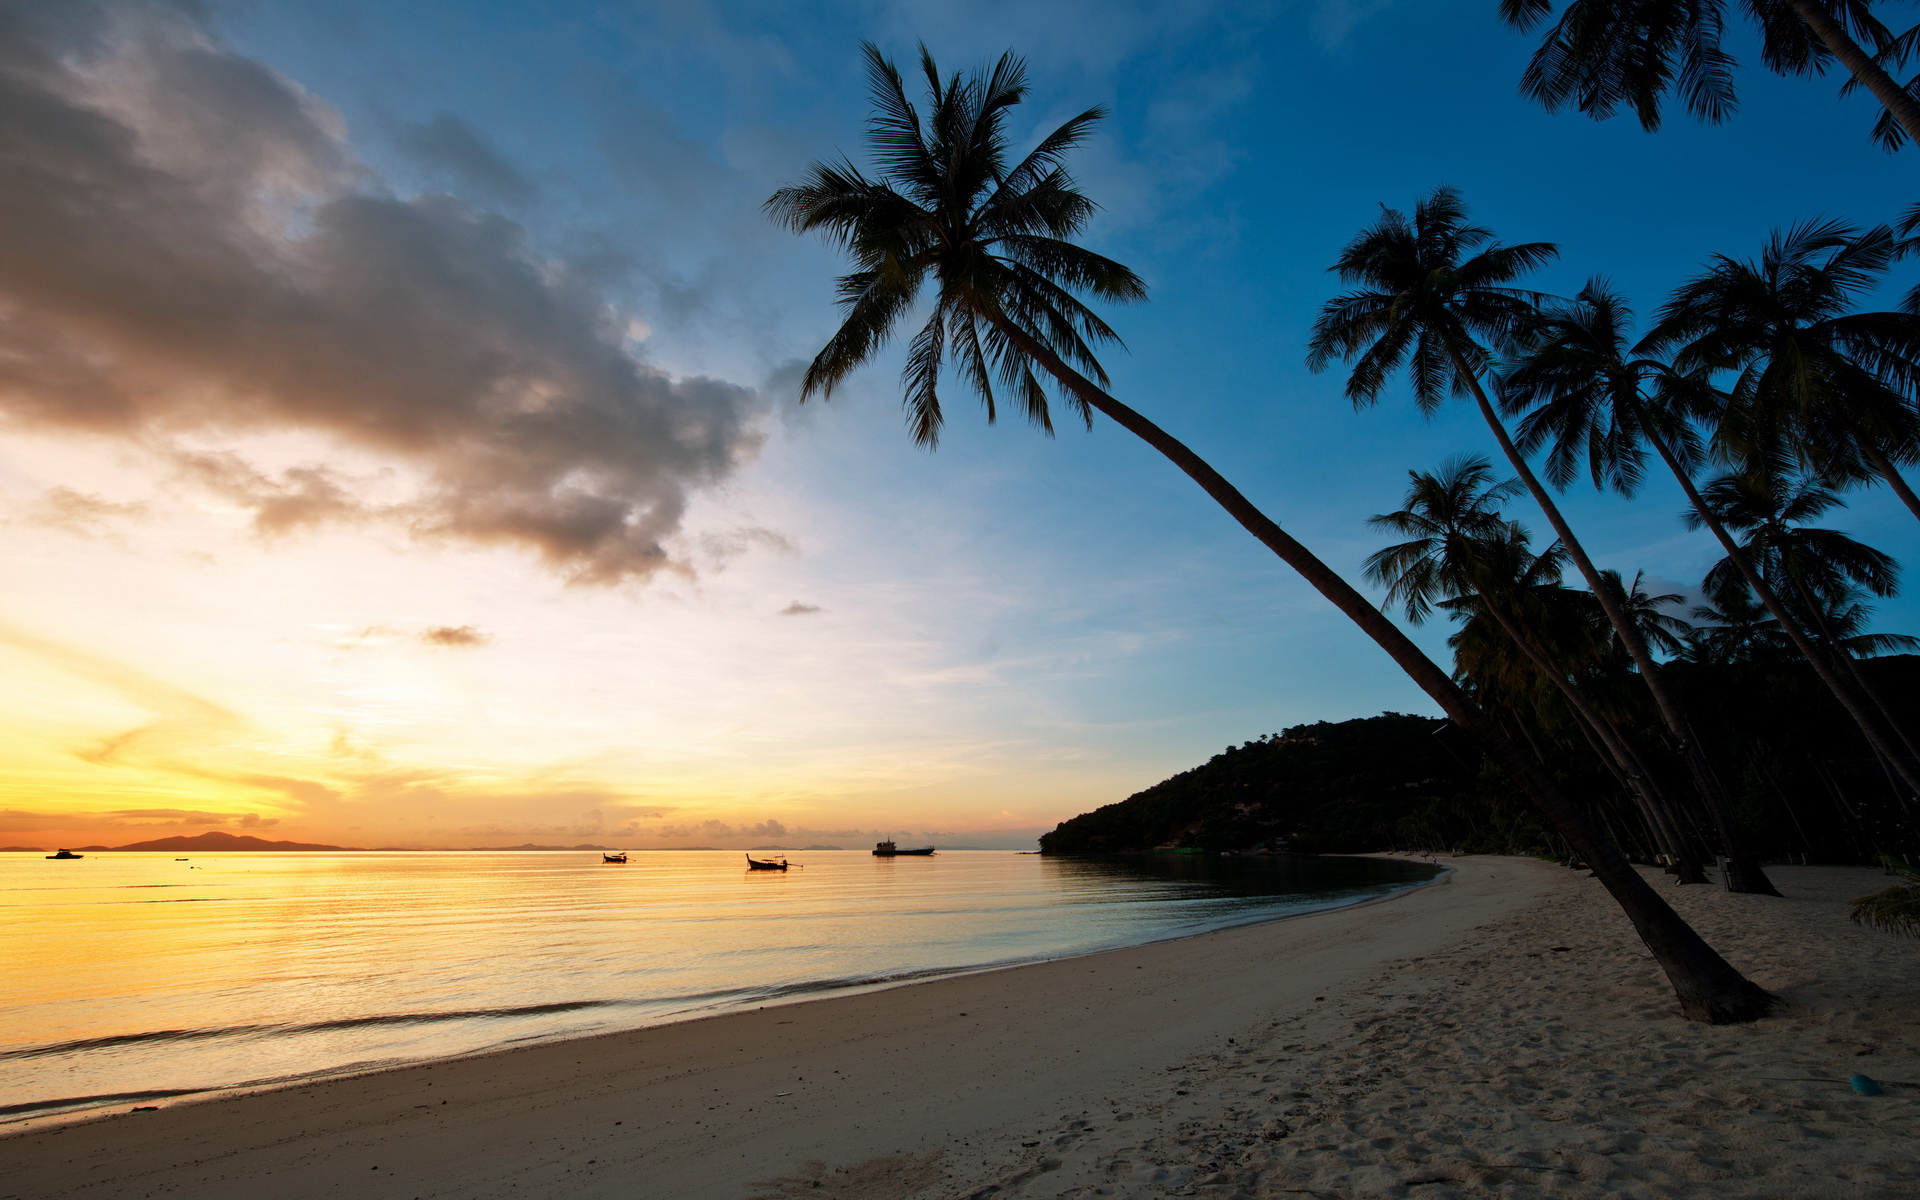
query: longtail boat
746 856 789 871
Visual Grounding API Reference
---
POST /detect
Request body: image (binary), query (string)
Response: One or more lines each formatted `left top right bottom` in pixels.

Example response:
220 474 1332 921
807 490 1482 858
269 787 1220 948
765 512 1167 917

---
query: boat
746 856 789 871
602 852 628 863
46 849 83 860
872 840 935 857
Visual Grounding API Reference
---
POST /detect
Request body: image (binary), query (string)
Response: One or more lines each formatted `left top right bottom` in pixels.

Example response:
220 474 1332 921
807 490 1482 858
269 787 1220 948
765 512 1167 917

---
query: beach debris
1850 1074 1883 1096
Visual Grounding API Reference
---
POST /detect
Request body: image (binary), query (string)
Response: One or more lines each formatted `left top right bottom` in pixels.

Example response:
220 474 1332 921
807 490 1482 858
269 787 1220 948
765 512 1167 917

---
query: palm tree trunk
1451 357 1780 895
1784 0 1920 149
1477 594 1703 880
1789 573 1920 764
1849 425 1920 525
989 312 1774 1023
1635 410 1920 801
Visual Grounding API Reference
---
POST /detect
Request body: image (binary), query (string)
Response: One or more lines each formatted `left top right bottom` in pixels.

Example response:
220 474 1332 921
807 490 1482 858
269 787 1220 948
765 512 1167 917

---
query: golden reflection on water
0 850 1433 1119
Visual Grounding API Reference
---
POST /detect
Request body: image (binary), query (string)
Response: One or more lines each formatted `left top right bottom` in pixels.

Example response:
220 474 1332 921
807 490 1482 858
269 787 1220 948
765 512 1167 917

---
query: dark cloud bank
0 1 765 582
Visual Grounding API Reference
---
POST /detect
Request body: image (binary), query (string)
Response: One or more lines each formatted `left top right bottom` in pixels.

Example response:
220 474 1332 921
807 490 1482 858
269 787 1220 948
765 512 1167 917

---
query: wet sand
2 857 1913 1199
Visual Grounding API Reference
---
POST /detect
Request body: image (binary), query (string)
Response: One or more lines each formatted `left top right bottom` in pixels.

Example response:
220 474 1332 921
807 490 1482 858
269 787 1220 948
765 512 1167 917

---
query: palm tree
1307 188 1779 896
1502 279 1920 799
1645 220 1920 525
1496 0 1920 150
772 44 1772 1022
1365 457 1700 877
1693 469 1920 762
1683 588 1794 665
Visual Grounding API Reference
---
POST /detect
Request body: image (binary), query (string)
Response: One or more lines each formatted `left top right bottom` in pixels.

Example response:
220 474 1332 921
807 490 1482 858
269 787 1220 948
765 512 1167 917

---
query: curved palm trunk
1634 408 1920 800
1848 424 1920 525
1788 573 1920 764
1476 595 1705 881
1451 357 1780 895
1784 0 1920 149
989 313 1774 1023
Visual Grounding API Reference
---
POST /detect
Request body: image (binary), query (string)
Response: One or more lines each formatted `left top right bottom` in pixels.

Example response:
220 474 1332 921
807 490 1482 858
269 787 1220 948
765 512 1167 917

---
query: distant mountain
469 843 617 851
107 832 357 852
803 844 843 850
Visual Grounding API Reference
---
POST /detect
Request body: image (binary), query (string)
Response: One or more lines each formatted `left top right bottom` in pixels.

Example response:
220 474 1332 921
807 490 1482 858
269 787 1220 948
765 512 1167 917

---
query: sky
0 0 1914 851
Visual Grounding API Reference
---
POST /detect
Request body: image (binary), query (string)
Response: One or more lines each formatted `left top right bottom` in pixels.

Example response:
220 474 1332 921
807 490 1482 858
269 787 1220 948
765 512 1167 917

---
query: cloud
393 111 537 206
418 624 491 647
0 807 278 833
778 601 820 616
23 486 150 539
0 2 767 583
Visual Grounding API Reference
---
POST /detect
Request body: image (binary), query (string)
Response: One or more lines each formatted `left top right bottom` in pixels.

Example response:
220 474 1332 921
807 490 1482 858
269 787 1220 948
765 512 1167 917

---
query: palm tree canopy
1602 568 1693 657
1308 188 1558 411
765 43 1145 447
1688 470 1903 604
1501 278 1709 496
1498 1 1896 134
1364 454 1528 623
1643 218 1920 481
1683 586 1795 664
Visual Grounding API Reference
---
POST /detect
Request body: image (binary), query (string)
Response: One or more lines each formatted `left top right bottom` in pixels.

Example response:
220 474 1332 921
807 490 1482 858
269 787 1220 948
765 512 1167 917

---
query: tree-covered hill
1038 712 1516 856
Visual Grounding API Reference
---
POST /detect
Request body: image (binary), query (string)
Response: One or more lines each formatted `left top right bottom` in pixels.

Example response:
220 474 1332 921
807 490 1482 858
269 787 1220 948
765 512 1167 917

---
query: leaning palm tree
1646 220 1920 525
1502 279 1920 799
1496 0 1920 150
1306 188 1779 896
772 44 1771 1021
1365 457 1699 876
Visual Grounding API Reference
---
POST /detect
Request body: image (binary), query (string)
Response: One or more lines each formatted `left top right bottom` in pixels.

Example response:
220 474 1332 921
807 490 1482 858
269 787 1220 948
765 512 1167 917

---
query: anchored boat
872 840 935 857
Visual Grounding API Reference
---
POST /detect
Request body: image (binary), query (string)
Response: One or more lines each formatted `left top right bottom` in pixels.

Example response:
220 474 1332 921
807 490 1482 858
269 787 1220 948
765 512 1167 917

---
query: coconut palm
1645 220 1920 525
1605 570 1693 657
1693 469 1920 761
773 45 1771 1021
1683 587 1794 664
1502 279 1920 799
1365 457 1699 876
1496 0 1920 150
1307 188 1779 895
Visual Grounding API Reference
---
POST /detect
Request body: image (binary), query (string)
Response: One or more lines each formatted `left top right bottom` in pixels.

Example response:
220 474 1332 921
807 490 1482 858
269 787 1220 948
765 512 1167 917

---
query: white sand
2 857 1914 1199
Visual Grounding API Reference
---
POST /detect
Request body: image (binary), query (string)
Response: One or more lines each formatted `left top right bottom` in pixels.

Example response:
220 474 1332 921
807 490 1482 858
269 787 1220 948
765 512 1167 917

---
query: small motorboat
746 856 789 871
602 852 628 864
46 849 83 860
872 841 935 857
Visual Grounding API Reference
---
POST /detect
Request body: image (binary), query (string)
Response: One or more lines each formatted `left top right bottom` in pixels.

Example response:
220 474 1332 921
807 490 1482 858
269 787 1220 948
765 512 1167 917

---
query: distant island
78 831 360 852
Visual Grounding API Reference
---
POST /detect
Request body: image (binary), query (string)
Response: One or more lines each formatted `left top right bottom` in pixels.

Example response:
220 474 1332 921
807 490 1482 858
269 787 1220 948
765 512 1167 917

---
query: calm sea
0 849 1437 1121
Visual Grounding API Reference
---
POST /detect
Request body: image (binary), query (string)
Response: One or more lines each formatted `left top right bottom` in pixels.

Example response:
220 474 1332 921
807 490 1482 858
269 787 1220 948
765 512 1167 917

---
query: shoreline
0 854 1521 1199
0 858 1444 1131
5 858 1908 1199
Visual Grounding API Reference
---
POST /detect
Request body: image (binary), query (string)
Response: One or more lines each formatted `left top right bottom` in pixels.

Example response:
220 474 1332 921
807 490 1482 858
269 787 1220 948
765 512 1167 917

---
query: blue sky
0 0 1912 848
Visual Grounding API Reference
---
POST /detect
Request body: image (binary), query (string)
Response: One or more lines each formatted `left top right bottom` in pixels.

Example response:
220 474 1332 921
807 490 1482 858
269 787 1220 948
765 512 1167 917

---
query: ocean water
0 849 1438 1121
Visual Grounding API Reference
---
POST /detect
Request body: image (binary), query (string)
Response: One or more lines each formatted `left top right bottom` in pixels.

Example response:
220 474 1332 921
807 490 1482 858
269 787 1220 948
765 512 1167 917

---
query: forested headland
1042 653 1919 863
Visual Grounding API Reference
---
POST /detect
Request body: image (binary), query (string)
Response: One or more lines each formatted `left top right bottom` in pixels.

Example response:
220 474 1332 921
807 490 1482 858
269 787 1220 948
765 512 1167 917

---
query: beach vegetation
1307 188 1781 896
1497 0 1920 150
1851 859 1920 936
775 46 1777 1023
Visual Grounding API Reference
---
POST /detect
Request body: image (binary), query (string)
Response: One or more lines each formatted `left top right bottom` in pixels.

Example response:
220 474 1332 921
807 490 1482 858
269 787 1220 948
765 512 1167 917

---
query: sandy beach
2 856 1914 1199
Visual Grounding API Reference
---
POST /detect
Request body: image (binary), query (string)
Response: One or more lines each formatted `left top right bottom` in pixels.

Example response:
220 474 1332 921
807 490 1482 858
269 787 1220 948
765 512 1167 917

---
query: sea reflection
0 850 1435 1121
